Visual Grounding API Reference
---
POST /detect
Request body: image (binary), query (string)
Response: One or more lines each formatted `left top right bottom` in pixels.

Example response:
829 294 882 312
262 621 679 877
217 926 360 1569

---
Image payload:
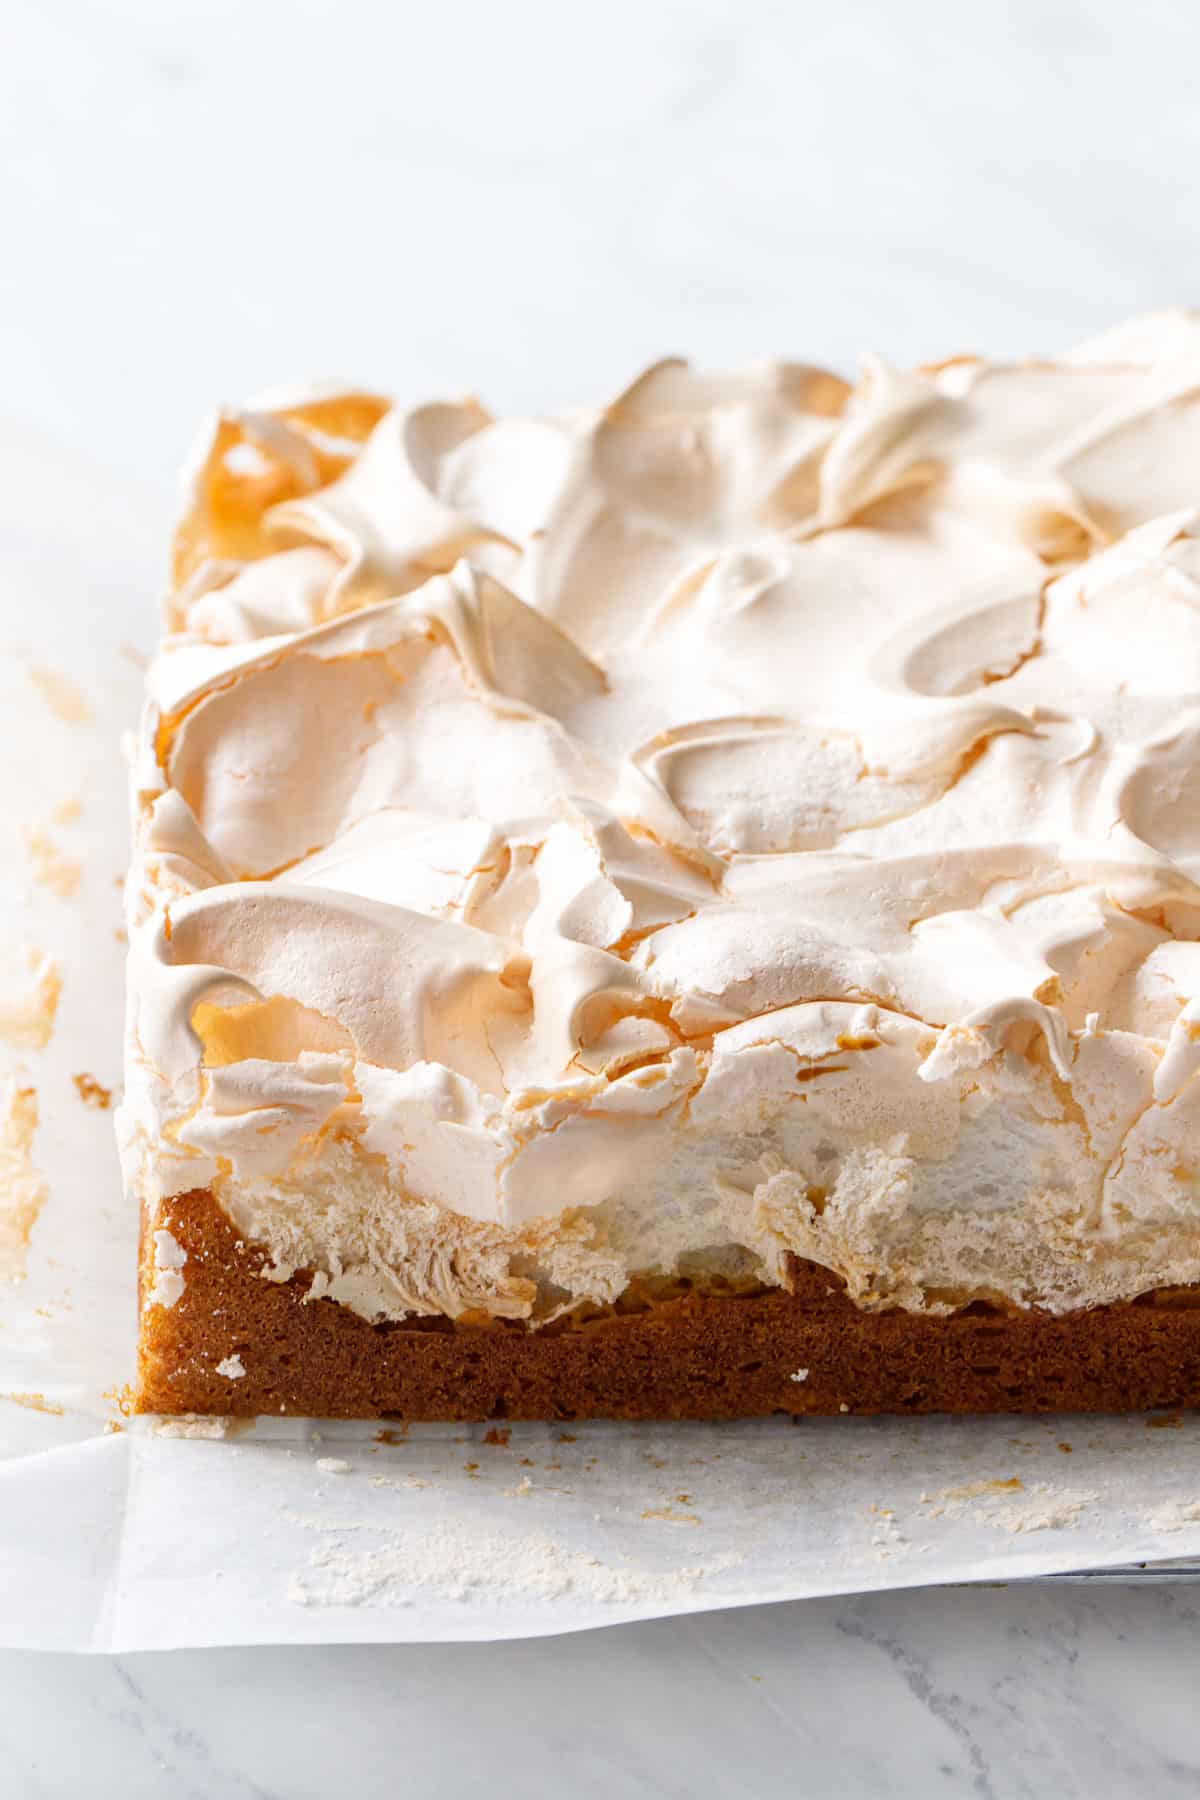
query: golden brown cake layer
137 1191 1200 1421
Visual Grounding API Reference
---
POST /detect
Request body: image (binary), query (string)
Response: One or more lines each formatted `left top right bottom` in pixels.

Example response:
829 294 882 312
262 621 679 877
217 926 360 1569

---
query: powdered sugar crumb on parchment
283 1511 369 1533
995 1486 1096 1534
1145 1500 1200 1534
868 1505 910 1559
317 1457 352 1474
919 1477 1095 1533
287 1522 745 1610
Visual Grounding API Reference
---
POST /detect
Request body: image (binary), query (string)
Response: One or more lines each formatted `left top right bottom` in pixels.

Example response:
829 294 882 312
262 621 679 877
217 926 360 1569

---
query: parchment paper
1 420 1198 1653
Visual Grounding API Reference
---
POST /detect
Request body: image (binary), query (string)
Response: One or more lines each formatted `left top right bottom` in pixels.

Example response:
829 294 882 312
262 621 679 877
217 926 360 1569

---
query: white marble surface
4 0 1200 1791
3 1586 1200 1798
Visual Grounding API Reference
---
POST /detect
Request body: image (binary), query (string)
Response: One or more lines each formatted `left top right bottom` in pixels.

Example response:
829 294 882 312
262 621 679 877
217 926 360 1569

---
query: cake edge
136 1190 1200 1420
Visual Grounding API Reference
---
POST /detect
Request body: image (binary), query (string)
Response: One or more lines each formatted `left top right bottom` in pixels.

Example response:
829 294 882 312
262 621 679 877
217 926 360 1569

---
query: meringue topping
120 316 1200 1323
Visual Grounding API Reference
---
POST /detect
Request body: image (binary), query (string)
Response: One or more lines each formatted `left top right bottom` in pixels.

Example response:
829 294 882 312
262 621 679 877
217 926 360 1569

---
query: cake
121 316 1200 1419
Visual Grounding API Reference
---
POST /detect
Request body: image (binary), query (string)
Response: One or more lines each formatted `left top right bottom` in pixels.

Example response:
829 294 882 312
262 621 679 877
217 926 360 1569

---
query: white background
3 0 1200 1793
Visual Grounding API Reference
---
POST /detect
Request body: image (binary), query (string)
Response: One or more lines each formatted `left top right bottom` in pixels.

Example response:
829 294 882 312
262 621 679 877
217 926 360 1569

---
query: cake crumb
505 1476 535 1497
868 1505 907 1554
317 1457 351 1474
23 825 81 897
51 796 82 826
215 1355 245 1380
641 1506 701 1526
29 666 92 723
0 1080 48 1280
938 1477 1025 1503
373 1426 407 1445
154 1414 229 1438
72 1072 112 1109
484 1426 511 1446
1147 1413 1183 1430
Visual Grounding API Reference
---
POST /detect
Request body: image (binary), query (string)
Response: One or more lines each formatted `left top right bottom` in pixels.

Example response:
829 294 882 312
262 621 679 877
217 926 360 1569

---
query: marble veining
4 1587 1200 1797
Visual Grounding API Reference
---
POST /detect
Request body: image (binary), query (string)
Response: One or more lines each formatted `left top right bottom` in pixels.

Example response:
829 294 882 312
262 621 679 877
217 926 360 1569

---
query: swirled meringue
120 316 1200 1325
